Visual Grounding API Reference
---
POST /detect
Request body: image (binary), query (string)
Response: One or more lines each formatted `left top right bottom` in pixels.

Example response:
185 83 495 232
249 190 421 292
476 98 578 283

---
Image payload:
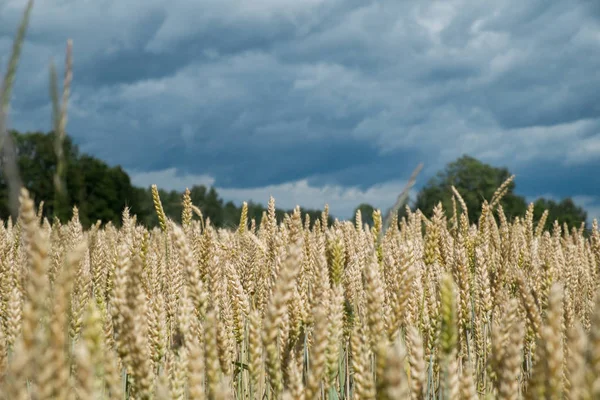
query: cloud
2 0 599 214
129 167 414 219
128 167 215 190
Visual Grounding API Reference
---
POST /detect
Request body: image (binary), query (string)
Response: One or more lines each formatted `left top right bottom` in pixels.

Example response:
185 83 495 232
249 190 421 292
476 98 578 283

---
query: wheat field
0 182 598 399
2 1 600 399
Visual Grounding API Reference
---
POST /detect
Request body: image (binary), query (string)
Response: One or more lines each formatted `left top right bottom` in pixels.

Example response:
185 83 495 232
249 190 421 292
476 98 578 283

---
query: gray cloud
2 0 600 221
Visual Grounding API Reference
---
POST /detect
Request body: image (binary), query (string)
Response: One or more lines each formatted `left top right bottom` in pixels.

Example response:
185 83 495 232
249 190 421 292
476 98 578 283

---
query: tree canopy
532 197 587 232
414 155 527 223
353 155 589 232
0 130 144 227
412 155 587 230
352 203 376 228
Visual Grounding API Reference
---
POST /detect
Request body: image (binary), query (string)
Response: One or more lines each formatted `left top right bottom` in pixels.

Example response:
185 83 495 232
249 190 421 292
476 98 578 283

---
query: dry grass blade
51 39 73 210
0 0 34 120
0 0 34 220
381 162 423 238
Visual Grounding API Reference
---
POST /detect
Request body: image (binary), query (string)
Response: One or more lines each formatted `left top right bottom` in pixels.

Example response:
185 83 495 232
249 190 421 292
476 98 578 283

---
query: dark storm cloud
2 0 600 218
511 160 600 199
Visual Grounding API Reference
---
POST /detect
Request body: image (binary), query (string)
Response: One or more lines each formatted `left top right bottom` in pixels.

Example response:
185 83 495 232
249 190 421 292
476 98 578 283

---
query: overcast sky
1 0 600 221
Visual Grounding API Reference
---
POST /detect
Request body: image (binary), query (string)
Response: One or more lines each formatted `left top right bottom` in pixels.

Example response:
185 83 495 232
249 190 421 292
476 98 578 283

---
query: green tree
130 186 156 227
222 200 239 229
533 197 587 231
0 130 82 221
413 155 527 223
0 129 334 230
76 155 146 227
352 203 376 227
12 130 59 202
202 187 224 226
0 130 145 228
412 155 588 231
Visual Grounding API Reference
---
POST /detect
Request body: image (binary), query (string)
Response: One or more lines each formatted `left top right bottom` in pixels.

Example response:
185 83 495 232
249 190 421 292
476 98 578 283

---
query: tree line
353 155 588 233
0 130 330 229
0 131 589 232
